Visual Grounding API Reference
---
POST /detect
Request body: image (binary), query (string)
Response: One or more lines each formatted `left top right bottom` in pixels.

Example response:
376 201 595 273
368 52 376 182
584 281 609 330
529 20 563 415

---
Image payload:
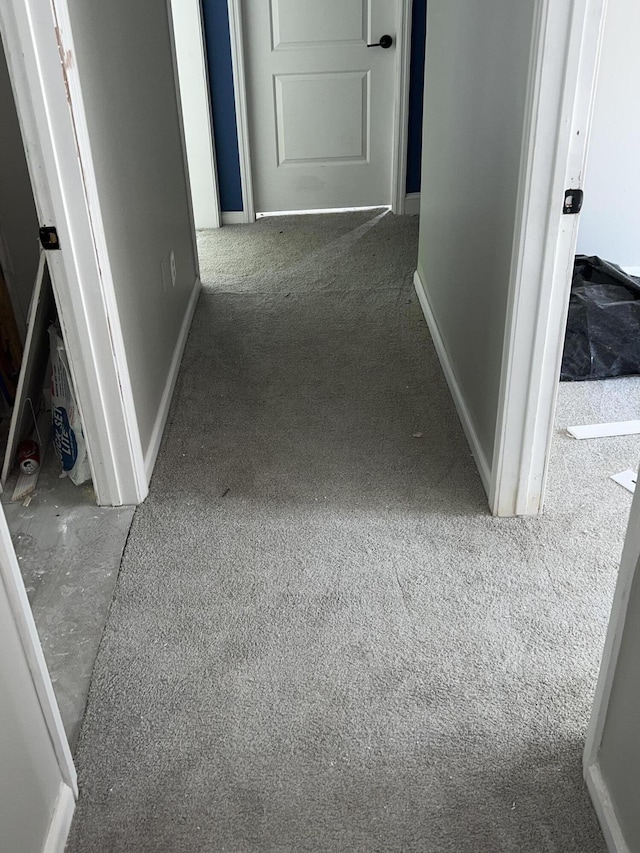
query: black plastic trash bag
561 255 640 381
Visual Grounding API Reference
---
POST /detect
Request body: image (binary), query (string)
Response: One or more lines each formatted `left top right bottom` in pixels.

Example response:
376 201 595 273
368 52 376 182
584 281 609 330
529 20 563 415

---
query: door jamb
171 0 222 230
0 504 77 795
392 0 414 214
1 0 148 507
583 485 640 853
227 0 255 223
490 0 607 516
583 86 640 814
226 0 413 217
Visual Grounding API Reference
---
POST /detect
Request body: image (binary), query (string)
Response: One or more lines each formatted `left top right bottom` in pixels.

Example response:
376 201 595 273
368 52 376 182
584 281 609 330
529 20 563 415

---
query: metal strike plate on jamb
563 189 584 215
39 226 61 250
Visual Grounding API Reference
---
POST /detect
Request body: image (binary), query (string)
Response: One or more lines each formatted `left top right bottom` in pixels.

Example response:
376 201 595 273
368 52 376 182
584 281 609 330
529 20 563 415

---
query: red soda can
17 439 40 475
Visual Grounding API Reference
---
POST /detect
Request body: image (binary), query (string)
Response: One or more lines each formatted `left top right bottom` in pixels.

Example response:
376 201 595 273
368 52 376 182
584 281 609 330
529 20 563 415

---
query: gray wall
0 36 41 339
576 0 640 268
65 0 198 458
0 571 63 852
416 0 537 467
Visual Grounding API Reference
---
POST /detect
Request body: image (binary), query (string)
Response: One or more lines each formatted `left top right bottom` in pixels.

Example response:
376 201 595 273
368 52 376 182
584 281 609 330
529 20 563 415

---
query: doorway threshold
256 205 391 218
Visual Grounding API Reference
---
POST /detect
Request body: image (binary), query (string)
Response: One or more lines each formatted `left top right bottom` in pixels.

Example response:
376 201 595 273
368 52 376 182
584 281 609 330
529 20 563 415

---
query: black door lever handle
367 34 393 49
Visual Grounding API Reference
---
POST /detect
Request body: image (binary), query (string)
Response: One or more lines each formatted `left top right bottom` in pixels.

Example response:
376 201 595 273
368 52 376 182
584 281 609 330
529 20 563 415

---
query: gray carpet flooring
67 210 636 852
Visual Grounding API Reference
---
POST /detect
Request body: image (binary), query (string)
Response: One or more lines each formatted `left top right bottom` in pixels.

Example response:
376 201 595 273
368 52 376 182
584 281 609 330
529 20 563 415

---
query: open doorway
543 0 640 741
0 0 201 761
546 0 640 561
551 0 640 498
174 0 427 227
0 33 135 750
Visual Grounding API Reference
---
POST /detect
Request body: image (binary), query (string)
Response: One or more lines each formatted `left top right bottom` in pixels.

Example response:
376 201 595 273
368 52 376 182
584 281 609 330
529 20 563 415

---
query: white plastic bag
49 325 91 485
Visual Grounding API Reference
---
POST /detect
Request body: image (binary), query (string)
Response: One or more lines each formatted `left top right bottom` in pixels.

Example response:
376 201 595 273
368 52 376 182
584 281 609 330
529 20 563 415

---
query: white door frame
0 500 77 798
490 0 607 516
0 0 148 507
226 0 255 223
171 0 221 230
225 0 414 221
583 484 640 852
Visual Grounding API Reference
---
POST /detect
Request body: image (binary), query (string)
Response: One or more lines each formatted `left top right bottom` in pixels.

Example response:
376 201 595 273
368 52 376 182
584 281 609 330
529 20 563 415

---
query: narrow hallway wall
64 0 199 465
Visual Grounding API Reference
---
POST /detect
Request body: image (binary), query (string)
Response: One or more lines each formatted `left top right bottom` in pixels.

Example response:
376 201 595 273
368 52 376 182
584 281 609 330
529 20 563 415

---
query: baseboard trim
144 277 201 483
404 193 420 215
221 211 246 226
43 782 75 853
413 269 491 493
585 762 629 853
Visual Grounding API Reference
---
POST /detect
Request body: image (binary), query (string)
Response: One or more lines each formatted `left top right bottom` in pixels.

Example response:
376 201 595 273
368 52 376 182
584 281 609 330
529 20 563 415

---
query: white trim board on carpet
413 269 491 494
611 469 637 494
568 420 640 439
144 277 201 482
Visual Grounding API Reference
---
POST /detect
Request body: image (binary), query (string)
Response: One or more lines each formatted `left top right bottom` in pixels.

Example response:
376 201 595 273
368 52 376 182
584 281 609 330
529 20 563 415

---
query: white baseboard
43 783 75 853
413 269 491 493
404 193 421 215
144 277 201 482
585 762 629 853
221 211 247 225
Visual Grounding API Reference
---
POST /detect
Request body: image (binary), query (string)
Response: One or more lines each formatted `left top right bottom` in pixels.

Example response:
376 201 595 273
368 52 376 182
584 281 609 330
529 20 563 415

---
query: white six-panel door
243 0 399 212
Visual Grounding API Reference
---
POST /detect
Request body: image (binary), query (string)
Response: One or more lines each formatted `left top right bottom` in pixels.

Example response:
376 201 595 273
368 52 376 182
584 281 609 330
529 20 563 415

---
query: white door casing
170 0 221 230
0 0 148 507
242 0 403 214
491 0 607 516
584 480 640 852
0 499 76 852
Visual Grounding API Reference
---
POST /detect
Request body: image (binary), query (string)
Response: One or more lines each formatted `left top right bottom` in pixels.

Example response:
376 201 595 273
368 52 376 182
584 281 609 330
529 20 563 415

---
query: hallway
67 210 611 851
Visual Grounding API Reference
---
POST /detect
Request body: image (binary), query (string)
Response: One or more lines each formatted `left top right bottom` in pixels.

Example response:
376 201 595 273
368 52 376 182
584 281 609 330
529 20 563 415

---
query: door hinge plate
39 226 61 250
563 189 584 215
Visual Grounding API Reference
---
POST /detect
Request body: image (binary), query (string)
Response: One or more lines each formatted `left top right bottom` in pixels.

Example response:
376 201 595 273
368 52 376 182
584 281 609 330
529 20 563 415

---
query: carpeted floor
67 210 636 852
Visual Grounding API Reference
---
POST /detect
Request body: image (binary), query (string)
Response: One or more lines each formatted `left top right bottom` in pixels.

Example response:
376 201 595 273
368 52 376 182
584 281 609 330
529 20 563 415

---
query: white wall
416 0 537 470
0 35 41 339
0 570 64 852
65 0 199 462
576 0 640 268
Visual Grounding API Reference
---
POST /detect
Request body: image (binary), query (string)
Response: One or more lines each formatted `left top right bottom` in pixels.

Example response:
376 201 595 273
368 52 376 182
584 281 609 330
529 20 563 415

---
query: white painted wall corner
413 269 491 493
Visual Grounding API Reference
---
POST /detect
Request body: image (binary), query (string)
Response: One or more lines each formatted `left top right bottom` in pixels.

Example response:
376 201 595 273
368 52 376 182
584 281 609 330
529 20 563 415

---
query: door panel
244 0 397 212
274 71 368 164
271 0 367 47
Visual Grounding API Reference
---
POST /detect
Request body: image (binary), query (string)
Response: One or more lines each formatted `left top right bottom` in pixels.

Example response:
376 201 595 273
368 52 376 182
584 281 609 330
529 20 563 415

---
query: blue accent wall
407 0 427 194
202 0 427 210
201 0 243 211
